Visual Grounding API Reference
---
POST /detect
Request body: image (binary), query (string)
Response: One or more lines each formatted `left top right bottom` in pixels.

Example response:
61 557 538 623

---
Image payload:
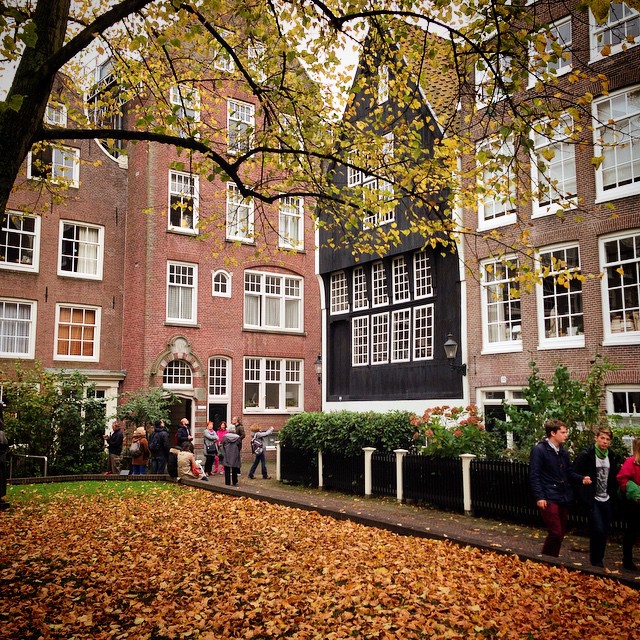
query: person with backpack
248 423 273 480
202 421 219 476
130 426 150 475
149 420 170 474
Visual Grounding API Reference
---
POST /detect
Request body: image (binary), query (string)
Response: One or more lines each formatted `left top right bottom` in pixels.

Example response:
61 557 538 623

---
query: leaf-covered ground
1 483 639 639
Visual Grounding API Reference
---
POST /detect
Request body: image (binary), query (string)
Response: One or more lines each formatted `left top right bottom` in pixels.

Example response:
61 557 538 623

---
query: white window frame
243 357 303 413
414 250 433 299
163 360 193 389
378 64 389 105
353 266 369 311
208 356 231 398
227 98 255 155
372 261 389 308
166 261 198 325
477 136 517 229
600 229 640 345
214 30 235 72
362 177 395 228
392 256 410 303
481 256 522 353
212 270 232 298
330 272 349 315
45 103 67 126
226 182 254 242
606 385 640 424
531 114 577 217
27 145 80 188
413 304 434 361
58 220 104 280
593 86 640 202
0 210 40 272
168 170 199 234
278 195 304 250
476 53 512 108
391 308 411 363
54 303 101 362
590 3 640 61
352 316 369 366
243 270 303 332
169 85 200 137
0 298 36 359
530 16 572 83
248 42 267 82
536 243 584 349
371 312 389 365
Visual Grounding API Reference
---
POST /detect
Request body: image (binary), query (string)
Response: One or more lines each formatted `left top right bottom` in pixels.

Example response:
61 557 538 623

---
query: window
279 196 303 250
532 114 577 216
169 85 200 137
414 250 433 298
378 64 389 104
413 304 434 360
45 103 67 126
244 270 303 331
330 272 349 314
248 42 267 82
58 221 104 279
208 357 229 396
392 256 410 303
347 152 363 187
371 312 389 364
372 262 388 307
55 304 100 361
537 245 584 345
531 17 572 79
169 171 198 233
28 145 79 188
162 360 192 388
0 211 40 272
0 299 36 358
601 231 640 343
593 87 640 201
228 99 255 154
391 309 411 362
609 387 640 415
476 54 512 106
352 316 369 366
353 266 369 310
212 270 231 297
167 262 197 324
243 357 302 412
591 3 640 59
362 177 395 228
214 30 235 72
481 257 522 351
478 136 516 228
226 183 254 241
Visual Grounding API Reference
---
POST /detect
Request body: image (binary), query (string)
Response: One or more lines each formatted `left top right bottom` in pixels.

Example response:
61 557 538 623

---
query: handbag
205 442 218 456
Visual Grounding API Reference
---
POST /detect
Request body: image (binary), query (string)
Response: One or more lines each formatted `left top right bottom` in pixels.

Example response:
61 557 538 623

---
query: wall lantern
443 333 467 376
314 354 322 384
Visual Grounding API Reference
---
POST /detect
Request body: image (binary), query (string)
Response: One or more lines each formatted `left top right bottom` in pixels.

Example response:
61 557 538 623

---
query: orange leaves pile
1 485 639 639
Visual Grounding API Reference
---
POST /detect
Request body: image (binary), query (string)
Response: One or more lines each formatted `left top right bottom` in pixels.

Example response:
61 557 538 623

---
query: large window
392 256 410 303
330 272 349 314
244 357 302 412
481 257 522 351
55 304 100 361
163 360 193 388
45 103 67 126
413 304 434 360
532 114 577 216
228 99 255 154
531 17 572 79
279 196 303 250
362 178 395 228
169 85 199 137
209 357 230 397
601 230 640 343
476 54 512 106
28 145 79 188
372 262 388 307
244 270 303 331
593 87 640 201
414 250 433 298
537 244 584 346
591 3 640 59
608 386 640 418
477 136 516 228
352 316 369 366
353 266 369 310
169 171 198 233
58 221 104 279
226 183 254 241
0 299 36 358
391 309 411 362
0 211 40 272
371 312 389 364
166 262 197 324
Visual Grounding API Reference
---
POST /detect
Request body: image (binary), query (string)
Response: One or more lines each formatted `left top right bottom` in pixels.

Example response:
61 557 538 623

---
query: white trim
0 211 41 273
0 298 37 359
53 303 101 362
57 220 104 280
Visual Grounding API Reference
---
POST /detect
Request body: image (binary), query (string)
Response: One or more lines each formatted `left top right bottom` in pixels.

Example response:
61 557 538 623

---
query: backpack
167 451 179 478
129 440 142 457
251 435 263 456
149 432 162 453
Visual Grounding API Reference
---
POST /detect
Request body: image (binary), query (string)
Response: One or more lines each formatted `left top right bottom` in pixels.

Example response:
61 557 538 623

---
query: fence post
460 453 476 516
318 449 323 488
362 447 376 497
275 440 281 482
394 449 408 503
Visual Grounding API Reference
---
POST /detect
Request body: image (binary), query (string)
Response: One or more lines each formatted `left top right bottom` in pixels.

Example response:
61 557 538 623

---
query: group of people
530 420 640 570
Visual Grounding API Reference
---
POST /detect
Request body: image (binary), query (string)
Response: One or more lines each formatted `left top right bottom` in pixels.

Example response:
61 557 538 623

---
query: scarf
595 445 608 459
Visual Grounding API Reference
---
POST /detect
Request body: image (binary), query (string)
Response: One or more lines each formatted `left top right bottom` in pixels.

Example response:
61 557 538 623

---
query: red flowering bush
410 405 492 458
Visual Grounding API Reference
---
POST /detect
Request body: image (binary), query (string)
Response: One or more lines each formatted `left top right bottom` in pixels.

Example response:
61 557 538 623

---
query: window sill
164 321 200 328
537 336 585 351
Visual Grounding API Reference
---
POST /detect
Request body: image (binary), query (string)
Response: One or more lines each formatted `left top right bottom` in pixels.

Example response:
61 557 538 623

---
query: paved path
182 472 640 590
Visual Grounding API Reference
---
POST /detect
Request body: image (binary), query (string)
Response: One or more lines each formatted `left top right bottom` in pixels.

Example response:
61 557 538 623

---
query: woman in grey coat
221 424 242 486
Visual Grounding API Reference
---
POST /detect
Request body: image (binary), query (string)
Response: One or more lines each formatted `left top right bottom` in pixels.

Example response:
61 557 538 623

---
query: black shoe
248 475 255 479
623 561 638 571
263 475 272 479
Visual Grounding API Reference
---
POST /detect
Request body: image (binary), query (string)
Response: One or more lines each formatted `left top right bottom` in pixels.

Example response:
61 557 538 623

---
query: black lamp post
443 333 467 376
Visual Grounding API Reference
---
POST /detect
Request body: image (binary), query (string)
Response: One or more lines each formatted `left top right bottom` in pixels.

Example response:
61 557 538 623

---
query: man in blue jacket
529 419 592 557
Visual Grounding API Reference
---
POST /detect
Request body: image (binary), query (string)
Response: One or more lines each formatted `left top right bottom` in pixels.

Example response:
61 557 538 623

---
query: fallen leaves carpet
1 484 639 639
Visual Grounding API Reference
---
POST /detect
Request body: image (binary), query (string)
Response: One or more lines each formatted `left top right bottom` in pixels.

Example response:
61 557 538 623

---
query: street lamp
314 354 322 384
443 333 467 376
